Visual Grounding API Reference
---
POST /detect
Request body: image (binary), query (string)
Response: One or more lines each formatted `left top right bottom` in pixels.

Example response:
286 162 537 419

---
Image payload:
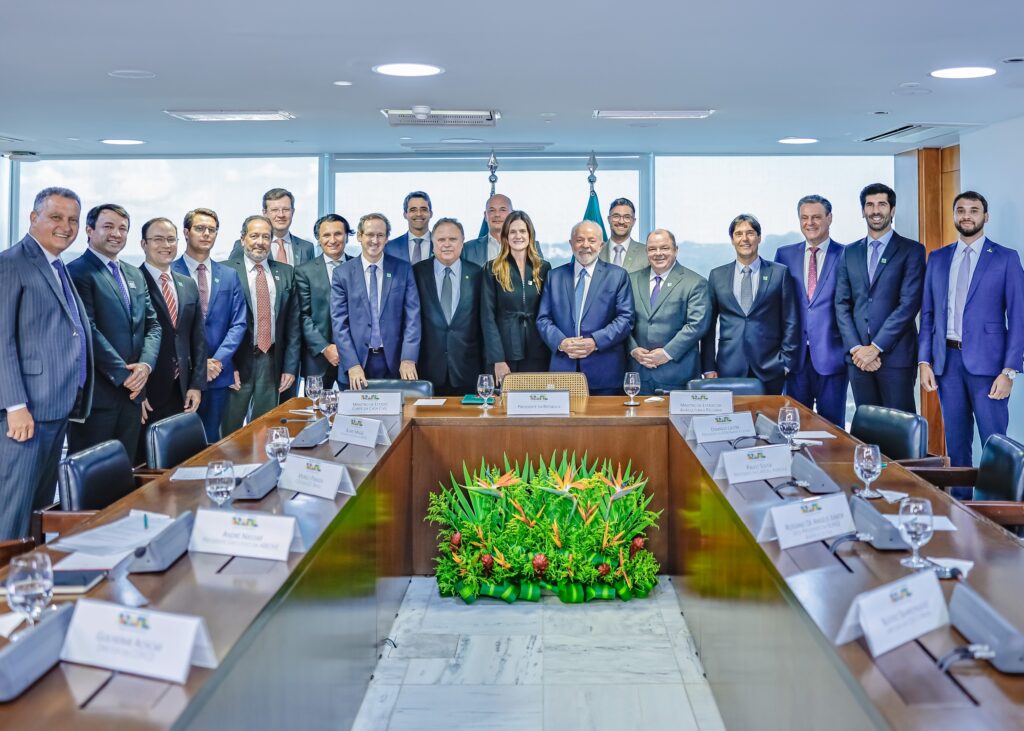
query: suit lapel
868 235 900 291
965 238 994 306
810 241 840 304
88 250 131 319
143 268 173 325
625 240 645 271
717 266 743 315
650 265 682 317
379 259 395 310
635 271 652 319
23 239 75 323
581 261 608 321
269 261 287 315
787 247 810 303
749 258 772 313
232 259 254 309
452 267 474 321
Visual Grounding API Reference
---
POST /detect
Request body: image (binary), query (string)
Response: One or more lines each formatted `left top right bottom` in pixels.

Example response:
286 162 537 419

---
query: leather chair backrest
850 405 928 461
59 440 136 511
975 434 1024 502
146 412 209 469
686 377 765 396
364 379 434 400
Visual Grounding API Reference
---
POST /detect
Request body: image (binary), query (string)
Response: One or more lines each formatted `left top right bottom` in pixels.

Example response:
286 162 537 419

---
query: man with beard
918 191 1024 468
835 183 925 412
599 198 647 272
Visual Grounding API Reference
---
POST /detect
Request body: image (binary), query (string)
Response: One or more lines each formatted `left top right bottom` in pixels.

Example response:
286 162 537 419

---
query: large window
17 157 318 266
0 157 10 245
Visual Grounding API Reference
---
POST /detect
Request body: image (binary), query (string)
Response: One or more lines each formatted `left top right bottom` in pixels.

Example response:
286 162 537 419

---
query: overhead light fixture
372 63 444 77
929 66 996 79
593 109 714 120
778 137 818 145
100 139 145 145
441 137 485 144
107 69 156 79
164 110 295 122
332 80 353 86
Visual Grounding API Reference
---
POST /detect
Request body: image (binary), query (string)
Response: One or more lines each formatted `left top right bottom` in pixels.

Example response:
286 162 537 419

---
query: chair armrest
897 456 949 469
31 510 98 544
962 501 1024 527
906 466 979 488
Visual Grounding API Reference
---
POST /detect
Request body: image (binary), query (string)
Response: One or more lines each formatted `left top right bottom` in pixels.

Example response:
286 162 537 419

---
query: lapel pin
666 282 673 288
987 247 993 253
386 272 392 278
880 258 887 264
128 281 137 289
762 275 769 282
214 278 220 283
528 280 534 285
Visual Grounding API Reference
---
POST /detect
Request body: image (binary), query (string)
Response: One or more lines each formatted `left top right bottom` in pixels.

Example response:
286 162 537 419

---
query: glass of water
778 405 800 447
265 426 291 464
319 389 338 421
305 375 323 412
5 552 54 638
623 371 641 406
477 374 495 410
205 460 235 508
898 497 934 569
854 443 884 499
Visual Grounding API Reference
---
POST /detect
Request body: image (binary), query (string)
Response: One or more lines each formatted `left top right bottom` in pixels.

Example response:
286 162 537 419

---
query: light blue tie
368 264 383 349
953 246 973 339
574 269 588 336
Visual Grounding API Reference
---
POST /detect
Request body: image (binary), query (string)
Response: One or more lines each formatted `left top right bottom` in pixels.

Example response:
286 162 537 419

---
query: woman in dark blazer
481 210 551 384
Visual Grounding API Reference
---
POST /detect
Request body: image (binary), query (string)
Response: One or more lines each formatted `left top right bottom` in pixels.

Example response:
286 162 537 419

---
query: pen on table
144 514 149 530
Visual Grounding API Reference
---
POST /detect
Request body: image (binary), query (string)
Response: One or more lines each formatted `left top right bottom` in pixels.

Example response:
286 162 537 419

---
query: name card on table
714 443 792 483
188 508 295 561
279 455 355 499
60 599 217 684
330 415 392 448
670 390 733 415
835 570 949 657
686 411 755 443
338 391 402 415
757 493 855 549
506 390 570 416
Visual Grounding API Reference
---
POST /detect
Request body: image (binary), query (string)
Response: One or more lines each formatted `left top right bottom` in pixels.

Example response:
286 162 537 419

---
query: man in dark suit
0 188 94 539
629 229 710 394
138 217 206 459
221 215 301 433
774 195 849 425
68 204 161 458
462 193 513 268
412 218 483 395
835 183 925 413
172 208 248 443
229 188 315 266
599 198 647 273
332 213 421 389
919 191 1024 468
296 214 353 389
537 220 635 395
384 191 432 264
700 214 800 395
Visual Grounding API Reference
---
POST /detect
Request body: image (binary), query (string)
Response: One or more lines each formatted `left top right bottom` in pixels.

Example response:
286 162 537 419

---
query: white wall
892 150 919 242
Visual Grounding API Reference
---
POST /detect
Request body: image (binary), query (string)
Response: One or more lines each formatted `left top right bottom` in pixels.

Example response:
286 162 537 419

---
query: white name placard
686 411 755 443
757 493 856 549
279 455 355 499
330 415 392 448
188 508 295 561
61 599 217 684
835 570 949 657
337 390 402 415
714 443 792 484
670 390 733 415
506 390 570 416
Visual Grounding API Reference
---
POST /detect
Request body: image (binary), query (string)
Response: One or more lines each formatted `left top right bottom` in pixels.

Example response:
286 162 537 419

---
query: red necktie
196 262 209 318
254 264 272 352
807 246 819 301
160 272 178 329
275 238 288 264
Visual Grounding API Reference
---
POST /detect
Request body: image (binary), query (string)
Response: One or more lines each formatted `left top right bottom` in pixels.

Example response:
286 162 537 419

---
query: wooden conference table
0 396 1022 730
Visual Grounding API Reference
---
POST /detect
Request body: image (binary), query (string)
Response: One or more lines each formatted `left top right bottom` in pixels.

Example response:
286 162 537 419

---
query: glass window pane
0 156 10 246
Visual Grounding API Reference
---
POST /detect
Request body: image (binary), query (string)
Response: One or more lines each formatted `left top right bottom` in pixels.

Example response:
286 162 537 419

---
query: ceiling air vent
861 123 978 144
382 108 499 127
401 141 550 152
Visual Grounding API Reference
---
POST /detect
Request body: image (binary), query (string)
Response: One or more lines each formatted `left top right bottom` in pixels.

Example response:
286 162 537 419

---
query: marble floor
352 576 727 731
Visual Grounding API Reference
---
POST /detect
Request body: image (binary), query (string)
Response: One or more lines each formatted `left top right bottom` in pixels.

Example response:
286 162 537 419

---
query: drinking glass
265 426 291 464
778 405 800 447
205 460 235 508
853 443 883 499
477 374 495 410
898 497 934 569
623 371 641 406
5 552 54 638
305 375 323 412
320 389 338 421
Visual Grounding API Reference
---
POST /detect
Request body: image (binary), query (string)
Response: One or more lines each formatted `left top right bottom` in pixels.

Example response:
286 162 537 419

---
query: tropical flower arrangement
426 452 661 604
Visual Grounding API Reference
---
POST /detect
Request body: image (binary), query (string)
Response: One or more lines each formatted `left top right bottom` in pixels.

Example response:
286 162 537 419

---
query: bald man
462 193 513 267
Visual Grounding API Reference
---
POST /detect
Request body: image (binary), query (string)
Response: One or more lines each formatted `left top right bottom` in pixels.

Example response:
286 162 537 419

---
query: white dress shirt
946 237 985 340
487 234 501 262
324 255 344 285
732 258 761 304
803 239 829 290
360 254 384 311
245 256 277 344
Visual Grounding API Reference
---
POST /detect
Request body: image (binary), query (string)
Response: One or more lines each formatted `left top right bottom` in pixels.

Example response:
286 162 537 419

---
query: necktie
613 245 624 267
52 259 88 388
108 261 131 313
413 238 424 263
275 238 288 265
739 266 753 314
160 272 178 329
196 262 209 319
806 246 819 301
254 264 272 353
868 240 882 282
440 267 454 323
574 269 588 336
650 275 662 308
953 246 973 339
368 264 383 348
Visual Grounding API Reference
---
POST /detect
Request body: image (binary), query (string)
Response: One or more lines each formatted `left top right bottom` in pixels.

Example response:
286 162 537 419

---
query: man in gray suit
0 187 94 539
229 188 315 266
462 193 513 267
629 229 710 394
599 198 647 273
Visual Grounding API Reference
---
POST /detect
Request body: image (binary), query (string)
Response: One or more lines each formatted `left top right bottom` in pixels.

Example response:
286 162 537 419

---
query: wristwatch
1002 369 1017 381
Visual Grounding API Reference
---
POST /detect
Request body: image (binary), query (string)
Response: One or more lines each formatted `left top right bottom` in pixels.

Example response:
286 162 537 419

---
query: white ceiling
3 0 1024 157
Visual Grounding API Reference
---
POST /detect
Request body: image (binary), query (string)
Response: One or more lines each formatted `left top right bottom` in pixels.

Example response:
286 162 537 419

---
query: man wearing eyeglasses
599 198 647 273
230 188 315 267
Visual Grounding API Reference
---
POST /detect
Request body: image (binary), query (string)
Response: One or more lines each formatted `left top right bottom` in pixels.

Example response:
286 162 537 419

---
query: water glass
205 460 235 507
623 371 641 406
898 497 935 569
778 405 800 447
853 443 883 499
5 552 54 638
305 375 323 412
320 389 338 420
477 374 495 409
265 426 291 464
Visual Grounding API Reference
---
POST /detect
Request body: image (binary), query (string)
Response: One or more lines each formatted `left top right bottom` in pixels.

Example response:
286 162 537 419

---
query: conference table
1 395 1023 730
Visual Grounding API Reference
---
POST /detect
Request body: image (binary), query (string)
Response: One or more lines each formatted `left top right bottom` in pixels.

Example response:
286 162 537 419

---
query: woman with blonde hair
480 210 552 384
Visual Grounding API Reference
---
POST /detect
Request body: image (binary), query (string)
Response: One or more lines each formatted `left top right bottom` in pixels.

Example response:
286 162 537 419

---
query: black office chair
849 404 937 464
364 379 434 400
686 377 765 395
146 412 209 469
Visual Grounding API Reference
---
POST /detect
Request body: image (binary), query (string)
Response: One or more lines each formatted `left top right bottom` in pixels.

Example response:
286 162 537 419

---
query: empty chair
686 377 765 396
363 379 434 401
146 412 209 469
850 404 929 462
501 372 589 411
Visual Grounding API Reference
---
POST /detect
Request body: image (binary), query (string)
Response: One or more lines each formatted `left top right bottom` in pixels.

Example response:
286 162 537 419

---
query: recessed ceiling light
399 136 413 141
899 81 921 88
593 109 714 120
164 110 295 122
929 66 996 79
332 80 353 86
100 139 145 145
540 112 558 118
107 69 156 79
66 137 80 141
778 137 818 145
372 63 444 77
871 110 890 115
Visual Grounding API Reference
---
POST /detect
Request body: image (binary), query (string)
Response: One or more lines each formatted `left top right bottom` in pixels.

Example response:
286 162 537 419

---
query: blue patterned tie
368 264 383 348
650 275 662 309
574 269 588 336
52 259 88 388
108 261 131 313
867 240 882 283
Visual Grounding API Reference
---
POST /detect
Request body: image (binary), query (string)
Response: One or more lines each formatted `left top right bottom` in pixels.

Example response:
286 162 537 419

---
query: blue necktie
52 259 88 388
650 275 663 309
108 261 131 313
574 269 588 336
867 240 882 283
953 246 973 339
368 264 383 349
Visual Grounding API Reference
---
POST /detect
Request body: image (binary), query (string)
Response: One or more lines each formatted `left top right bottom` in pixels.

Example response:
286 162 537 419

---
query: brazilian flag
583 190 608 240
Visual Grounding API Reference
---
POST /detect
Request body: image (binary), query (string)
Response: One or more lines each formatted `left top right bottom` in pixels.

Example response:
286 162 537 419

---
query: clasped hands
851 344 881 372
631 347 670 369
559 337 597 359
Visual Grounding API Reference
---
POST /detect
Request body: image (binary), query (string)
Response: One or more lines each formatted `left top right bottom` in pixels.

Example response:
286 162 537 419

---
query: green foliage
426 452 662 604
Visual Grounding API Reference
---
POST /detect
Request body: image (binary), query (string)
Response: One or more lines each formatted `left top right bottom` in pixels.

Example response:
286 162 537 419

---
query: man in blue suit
0 188 94 539
835 183 925 413
384 191 433 264
173 208 248 443
919 191 1024 468
774 195 848 425
536 220 634 395
332 213 421 389
700 214 800 394
229 188 316 266
462 193 513 268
